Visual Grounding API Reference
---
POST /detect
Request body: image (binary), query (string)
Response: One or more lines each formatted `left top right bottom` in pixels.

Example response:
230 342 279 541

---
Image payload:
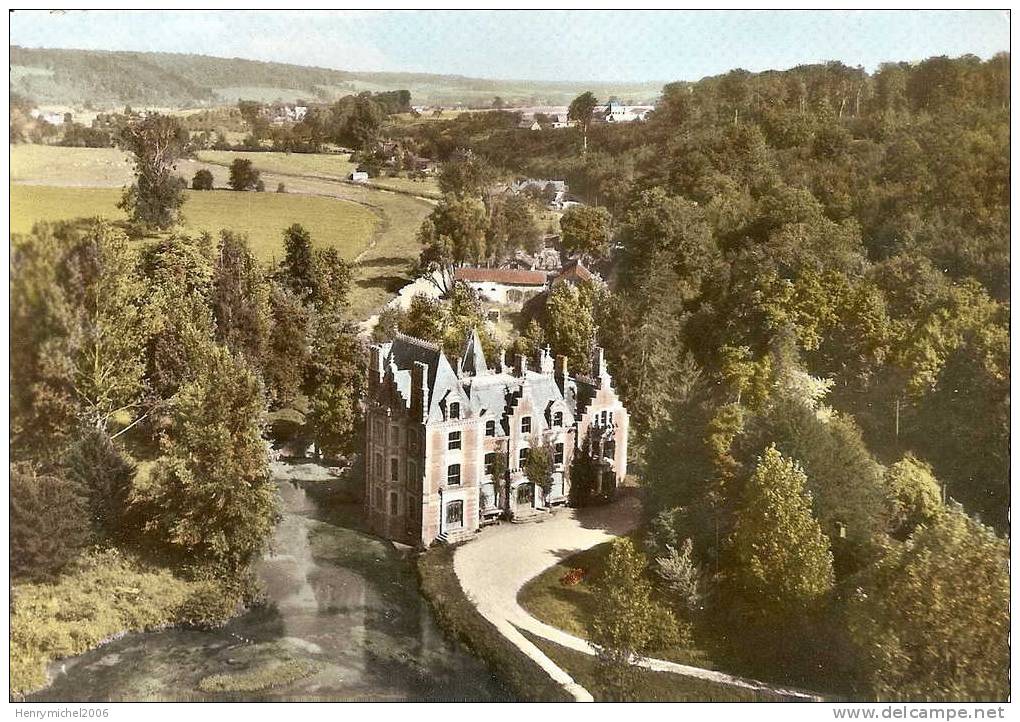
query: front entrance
516 482 534 507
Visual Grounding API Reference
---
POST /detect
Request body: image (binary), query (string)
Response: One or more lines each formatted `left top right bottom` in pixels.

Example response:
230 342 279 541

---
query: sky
9 10 1011 83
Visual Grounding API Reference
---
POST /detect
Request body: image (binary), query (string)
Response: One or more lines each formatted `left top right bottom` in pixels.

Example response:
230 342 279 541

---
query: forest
384 54 1010 699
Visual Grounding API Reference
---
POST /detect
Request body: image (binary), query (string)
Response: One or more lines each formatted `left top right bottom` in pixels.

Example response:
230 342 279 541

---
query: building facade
365 331 629 546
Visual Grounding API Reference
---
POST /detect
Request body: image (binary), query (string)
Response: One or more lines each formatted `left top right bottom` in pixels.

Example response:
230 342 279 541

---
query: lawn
517 536 716 669
519 630 781 702
11 184 380 264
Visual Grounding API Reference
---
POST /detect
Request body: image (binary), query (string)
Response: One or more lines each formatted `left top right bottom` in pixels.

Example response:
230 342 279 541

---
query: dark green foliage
305 321 364 459
191 169 214 190
228 158 261 191
265 284 310 408
10 463 90 581
137 342 278 575
560 205 611 262
211 231 272 368
64 429 136 543
279 223 316 300
115 113 189 229
847 506 1009 700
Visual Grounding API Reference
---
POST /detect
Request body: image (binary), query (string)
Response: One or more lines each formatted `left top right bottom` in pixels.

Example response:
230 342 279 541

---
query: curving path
452 496 821 702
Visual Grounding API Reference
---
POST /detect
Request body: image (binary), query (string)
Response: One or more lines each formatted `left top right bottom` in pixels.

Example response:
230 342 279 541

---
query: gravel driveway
452 494 820 702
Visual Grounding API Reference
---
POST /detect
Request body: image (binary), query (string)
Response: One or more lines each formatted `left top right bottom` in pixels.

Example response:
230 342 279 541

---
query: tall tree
588 537 684 700
729 445 834 629
140 342 277 575
279 223 316 301
560 205 612 263
848 506 1008 700
568 91 598 154
116 113 189 230
228 158 261 191
211 231 272 370
265 284 311 408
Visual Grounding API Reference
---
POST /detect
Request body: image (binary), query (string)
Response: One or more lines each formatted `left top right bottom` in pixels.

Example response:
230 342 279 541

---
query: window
448 431 461 450
600 410 608 426
389 492 399 516
390 458 399 482
374 487 383 509
519 447 529 466
521 416 532 434
407 460 417 485
480 483 497 510
485 420 496 437
447 463 461 486
484 452 496 475
553 411 563 427
449 402 460 419
446 500 464 527
374 454 383 480
391 426 400 445
407 429 417 452
555 443 564 465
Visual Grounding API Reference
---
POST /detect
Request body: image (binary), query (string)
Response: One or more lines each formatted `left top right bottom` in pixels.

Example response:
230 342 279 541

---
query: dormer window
553 411 563 427
485 420 496 437
521 416 532 434
449 402 460 420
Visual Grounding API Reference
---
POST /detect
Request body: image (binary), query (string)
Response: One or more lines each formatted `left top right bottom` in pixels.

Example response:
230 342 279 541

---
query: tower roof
461 327 488 376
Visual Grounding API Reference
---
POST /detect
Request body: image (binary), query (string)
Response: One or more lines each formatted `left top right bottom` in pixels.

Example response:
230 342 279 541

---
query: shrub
228 158 260 191
10 463 90 581
276 183 286 193
191 169 214 190
64 428 136 542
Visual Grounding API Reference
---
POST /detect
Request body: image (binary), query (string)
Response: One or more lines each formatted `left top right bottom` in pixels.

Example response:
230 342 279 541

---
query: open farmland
10 144 434 318
10 185 379 265
196 149 442 199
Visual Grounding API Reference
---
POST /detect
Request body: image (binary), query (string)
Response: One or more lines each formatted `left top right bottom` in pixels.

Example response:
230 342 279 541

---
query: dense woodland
385 55 1010 699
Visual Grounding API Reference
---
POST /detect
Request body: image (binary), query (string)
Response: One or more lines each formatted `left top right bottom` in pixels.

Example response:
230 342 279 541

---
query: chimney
592 347 608 384
410 361 429 422
538 345 554 374
514 354 527 377
554 354 568 393
455 357 464 378
369 345 385 389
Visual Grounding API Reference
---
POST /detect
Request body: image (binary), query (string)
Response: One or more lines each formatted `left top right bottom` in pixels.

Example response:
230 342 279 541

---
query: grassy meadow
196 149 441 198
10 143 434 318
11 184 379 264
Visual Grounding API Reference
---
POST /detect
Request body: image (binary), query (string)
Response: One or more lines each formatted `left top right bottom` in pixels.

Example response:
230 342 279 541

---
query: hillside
9 46 663 109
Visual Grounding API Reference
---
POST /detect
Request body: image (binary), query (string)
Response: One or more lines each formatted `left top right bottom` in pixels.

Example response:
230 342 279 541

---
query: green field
11 144 134 186
11 185 379 264
196 149 441 198
11 143 435 318
196 149 357 181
